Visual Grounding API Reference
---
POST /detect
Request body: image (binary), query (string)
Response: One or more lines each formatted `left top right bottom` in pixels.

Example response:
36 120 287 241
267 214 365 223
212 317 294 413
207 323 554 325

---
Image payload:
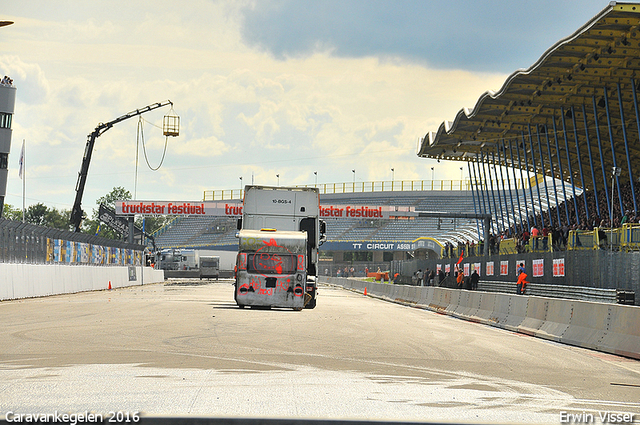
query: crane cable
134 116 169 199
137 116 169 171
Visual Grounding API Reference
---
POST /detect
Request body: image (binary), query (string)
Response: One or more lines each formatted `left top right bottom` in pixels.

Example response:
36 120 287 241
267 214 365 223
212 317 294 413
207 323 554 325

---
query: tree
26 203 48 226
83 186 132 239
95 187 132 210
1 203 23 221
2 203 72 230
45 207 71 231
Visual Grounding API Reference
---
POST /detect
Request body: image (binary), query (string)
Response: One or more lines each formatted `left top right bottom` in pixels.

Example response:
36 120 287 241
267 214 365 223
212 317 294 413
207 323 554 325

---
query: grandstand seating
154 190 489 249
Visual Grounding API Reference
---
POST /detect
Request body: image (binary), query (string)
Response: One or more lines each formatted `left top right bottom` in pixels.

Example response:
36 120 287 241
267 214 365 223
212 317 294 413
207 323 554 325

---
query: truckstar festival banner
115 200 412 218
115 201 243 217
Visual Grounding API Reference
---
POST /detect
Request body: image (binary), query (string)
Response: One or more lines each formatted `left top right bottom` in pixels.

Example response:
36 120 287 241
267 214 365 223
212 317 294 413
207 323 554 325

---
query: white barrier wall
0 264 165 301
324 277 640 360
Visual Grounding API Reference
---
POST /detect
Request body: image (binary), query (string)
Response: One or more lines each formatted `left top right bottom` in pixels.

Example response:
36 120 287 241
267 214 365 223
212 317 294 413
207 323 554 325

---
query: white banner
500 260 509 276
484 261 492 276
553 258 565 277
533 259 544 277
116 200 409 219
115 200 243 217
320 204 413 219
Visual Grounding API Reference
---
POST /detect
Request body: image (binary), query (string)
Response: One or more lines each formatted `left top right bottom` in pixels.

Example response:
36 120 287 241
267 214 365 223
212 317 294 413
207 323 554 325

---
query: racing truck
234 185 325 309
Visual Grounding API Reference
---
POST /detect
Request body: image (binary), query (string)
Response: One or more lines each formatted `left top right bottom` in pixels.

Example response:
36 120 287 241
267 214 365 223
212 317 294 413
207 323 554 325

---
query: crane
71 100 175 233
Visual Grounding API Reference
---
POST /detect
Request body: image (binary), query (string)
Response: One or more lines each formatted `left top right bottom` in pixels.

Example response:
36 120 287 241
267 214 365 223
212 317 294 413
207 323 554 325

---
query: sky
0 0 610 216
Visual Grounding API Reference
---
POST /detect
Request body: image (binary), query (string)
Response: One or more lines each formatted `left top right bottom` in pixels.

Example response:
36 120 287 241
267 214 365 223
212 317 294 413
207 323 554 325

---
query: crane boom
71 100 173 233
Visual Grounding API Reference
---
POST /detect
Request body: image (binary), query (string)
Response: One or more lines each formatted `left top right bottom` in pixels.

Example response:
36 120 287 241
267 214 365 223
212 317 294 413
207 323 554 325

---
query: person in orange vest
517 266 529 295
456 267 464 288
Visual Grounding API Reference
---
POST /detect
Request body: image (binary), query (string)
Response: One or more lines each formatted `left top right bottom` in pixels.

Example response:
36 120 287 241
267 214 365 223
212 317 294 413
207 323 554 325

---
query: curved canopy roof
418 2 640 194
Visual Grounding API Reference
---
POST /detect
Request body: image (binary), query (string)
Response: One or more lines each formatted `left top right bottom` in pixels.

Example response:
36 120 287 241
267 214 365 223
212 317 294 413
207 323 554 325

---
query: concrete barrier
465 291 488 323
420 286 435 307
0 263 165 301
428 287 443 311
430 287 450 312
534 298 573 342
489 293 512 326
321 278 640 360
446 289 463 316
452 290 479 320
518 297 549 336
499 295 530 332
561 301 611 351
396 285 410 302
599 304 640 359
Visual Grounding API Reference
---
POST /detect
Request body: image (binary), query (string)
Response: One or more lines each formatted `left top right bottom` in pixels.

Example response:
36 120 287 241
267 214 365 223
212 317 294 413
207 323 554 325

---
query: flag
18 140 24 179
456 249 464 265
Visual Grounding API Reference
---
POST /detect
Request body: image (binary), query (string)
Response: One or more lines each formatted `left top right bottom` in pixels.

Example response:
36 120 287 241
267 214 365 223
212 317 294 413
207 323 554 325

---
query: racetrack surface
1 279 639 424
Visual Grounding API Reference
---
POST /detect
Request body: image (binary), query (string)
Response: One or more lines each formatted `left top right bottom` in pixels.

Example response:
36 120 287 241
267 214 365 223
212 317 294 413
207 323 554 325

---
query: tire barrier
322 277 640 360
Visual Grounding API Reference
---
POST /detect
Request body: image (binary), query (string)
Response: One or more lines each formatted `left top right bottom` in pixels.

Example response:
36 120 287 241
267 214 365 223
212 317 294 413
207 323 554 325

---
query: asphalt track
0 279 639 424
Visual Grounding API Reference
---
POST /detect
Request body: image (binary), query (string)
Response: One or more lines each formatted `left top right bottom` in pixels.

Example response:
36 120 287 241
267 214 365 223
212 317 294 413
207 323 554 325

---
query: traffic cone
108 281 112 290
364 287 367 296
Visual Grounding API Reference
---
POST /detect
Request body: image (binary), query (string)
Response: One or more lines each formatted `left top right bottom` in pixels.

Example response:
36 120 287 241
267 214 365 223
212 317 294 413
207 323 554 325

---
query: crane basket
163 108 180 137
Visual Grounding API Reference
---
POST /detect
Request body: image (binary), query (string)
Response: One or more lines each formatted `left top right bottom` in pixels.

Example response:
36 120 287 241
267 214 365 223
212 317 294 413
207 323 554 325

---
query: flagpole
20 139 25 223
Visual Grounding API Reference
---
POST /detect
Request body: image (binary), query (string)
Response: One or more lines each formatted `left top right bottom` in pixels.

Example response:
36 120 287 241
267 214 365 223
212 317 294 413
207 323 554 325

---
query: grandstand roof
418 2 640 193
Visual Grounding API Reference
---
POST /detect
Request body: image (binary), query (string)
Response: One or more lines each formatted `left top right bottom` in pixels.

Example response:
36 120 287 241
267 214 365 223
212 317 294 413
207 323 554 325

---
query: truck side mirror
319 220 327 246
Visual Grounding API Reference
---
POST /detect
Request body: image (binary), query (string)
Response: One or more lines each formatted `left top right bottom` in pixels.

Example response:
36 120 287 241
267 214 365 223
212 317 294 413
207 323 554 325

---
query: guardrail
476 280 619 303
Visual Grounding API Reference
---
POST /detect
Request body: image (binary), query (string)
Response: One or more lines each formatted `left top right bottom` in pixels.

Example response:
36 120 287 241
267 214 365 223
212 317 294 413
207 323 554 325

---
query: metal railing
477 280 619 303
438 225 640 258
202 178 532 201
0 218 144 265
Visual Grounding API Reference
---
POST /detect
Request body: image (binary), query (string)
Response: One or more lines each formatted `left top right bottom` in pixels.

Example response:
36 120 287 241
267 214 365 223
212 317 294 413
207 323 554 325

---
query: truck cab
236 186 325 309
235 229 308 310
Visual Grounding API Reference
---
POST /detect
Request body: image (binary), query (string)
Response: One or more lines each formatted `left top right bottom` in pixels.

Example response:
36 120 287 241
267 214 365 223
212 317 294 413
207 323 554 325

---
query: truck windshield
201 259 218 268
248 253 296 274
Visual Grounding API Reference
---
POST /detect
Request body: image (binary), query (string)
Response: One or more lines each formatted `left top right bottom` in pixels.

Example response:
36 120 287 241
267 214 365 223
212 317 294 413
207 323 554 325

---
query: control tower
0 76 16 216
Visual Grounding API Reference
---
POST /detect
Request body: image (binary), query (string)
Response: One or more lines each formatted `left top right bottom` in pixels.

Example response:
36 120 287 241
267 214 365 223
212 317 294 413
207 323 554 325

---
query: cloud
1 0 610 213
239 0 609 72
0 55 49 104
171 135 230 157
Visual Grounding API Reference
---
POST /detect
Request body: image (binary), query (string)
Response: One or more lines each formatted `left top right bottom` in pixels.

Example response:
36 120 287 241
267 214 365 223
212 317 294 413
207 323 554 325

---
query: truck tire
305 298 317 309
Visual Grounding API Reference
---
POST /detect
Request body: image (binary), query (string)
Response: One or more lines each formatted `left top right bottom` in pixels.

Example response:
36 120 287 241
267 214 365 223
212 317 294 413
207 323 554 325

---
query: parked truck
199 255 220 280
235 185 325 309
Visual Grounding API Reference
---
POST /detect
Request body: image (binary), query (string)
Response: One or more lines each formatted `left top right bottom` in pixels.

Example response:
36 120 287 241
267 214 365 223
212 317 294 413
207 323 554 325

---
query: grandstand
152 182 567 258
154 185 485 252
154 175 564 254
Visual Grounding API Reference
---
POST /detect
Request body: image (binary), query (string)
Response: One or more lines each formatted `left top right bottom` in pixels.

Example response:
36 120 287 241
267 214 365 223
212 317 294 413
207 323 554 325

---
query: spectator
470 269 479 290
